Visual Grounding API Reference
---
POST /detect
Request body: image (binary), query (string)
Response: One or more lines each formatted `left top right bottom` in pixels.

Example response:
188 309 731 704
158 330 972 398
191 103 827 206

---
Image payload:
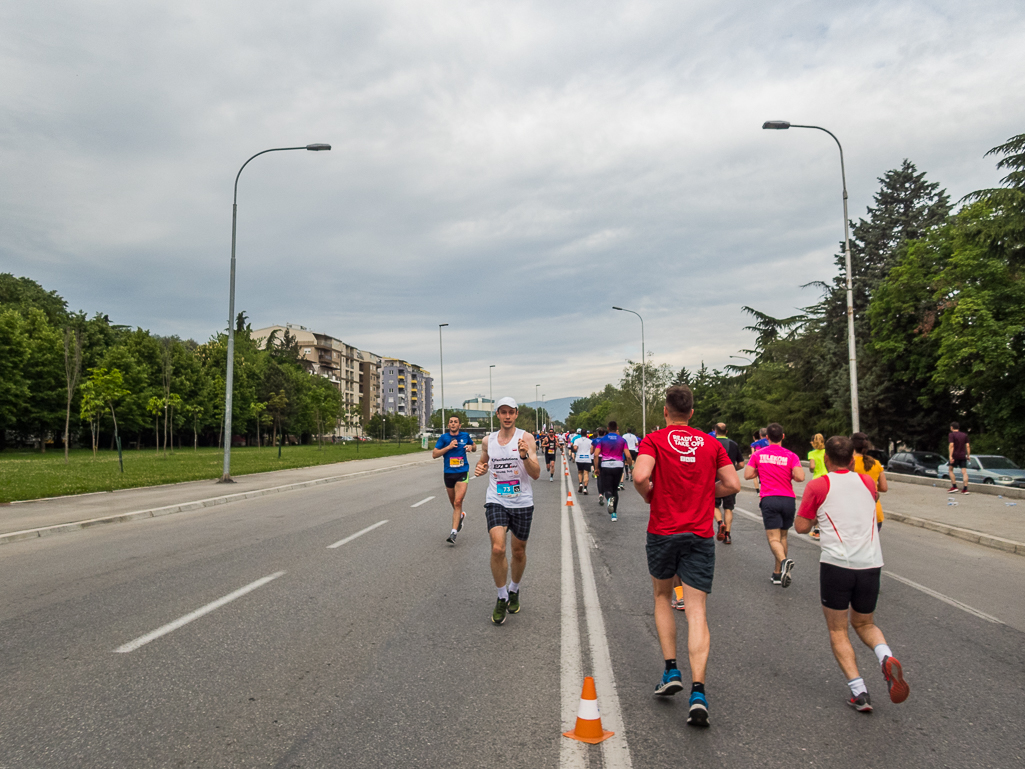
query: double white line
560 454 632 768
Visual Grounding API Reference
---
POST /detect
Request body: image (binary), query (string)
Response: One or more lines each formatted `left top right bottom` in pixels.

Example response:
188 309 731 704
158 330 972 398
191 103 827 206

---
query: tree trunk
163 405 168 456
155 415 159 453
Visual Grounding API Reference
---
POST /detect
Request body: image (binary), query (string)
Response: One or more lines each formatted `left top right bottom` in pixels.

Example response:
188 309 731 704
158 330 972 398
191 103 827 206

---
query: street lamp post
542 395 546 431
220 143 331 482
762 120 860 432
438 324 448 430
489 364 495 432
613 306 645 436
535 384 540 432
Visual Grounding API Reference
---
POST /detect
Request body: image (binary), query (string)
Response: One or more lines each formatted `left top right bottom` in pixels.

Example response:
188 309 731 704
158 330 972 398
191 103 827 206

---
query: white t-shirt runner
485 428 534 508
623 432 639 451
797 469 883 570
574 437 593 464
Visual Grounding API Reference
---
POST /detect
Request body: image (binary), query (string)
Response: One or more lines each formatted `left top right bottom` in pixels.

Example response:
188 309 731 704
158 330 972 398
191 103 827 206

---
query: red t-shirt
638 425 731 537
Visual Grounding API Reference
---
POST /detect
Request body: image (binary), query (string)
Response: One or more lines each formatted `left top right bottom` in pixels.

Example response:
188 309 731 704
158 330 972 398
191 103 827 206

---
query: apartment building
380 358 434 431
251 324 381 438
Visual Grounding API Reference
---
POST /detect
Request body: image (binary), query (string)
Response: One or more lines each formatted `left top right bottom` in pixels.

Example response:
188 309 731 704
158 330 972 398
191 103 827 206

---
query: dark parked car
887 451 945 477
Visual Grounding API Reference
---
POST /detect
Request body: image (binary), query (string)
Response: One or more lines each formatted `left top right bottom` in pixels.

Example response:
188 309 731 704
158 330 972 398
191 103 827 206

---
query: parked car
936 454 1025 487
887 451 945 477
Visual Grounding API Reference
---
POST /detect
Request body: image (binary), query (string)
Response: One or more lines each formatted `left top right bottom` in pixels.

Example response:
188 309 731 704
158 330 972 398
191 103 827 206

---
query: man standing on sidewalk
632 385 741 727
474 398 540 625
948 422 971 494
795 435 910 713
432 415 476 545
712 423 742 545
744 422 805 587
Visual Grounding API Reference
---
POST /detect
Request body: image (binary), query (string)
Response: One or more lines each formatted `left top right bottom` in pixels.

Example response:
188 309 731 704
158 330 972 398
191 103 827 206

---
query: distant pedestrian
744 422 805 587
808 433 827 479
712 423 742 545
852 433 887 530
751 428 770 453
795 435 910 714
947 422 971 494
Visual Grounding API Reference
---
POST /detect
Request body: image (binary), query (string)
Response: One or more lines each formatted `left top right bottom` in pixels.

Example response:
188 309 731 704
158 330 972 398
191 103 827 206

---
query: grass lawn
0 442 427 504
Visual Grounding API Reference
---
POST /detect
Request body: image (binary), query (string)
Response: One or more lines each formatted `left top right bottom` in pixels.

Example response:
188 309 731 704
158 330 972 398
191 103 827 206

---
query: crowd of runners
430 386 909 728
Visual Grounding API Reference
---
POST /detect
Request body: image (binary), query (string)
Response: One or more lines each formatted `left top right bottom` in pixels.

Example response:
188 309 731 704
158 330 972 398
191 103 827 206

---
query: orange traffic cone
566 491 574 507
563 676 614 744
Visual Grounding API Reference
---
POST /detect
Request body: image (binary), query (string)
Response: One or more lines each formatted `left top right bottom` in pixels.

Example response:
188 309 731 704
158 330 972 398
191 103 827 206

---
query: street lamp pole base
218 475 236 484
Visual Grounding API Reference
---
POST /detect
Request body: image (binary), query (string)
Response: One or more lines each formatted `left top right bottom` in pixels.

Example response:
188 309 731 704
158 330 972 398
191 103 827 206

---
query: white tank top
485 428 534 508
817 471 884 570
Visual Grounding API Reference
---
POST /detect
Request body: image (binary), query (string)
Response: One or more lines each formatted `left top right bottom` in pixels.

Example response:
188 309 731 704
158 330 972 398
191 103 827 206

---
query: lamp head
439 323 449 327
305 143 332 151
762 121 790 130
613 306 623 311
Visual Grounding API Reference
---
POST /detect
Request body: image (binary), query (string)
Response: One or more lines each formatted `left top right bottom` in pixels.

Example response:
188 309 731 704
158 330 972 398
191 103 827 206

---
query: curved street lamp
439 324 448 429
762 120 859 432
221 143 331 482
613 306 645 436
489 364 496 432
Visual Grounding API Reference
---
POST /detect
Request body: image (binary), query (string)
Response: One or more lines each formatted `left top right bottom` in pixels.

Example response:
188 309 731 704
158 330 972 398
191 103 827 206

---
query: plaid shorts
484 503 534 541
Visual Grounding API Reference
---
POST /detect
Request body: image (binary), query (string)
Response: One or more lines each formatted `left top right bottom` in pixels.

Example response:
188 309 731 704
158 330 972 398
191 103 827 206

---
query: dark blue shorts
760 495 796 530
646 532 716 593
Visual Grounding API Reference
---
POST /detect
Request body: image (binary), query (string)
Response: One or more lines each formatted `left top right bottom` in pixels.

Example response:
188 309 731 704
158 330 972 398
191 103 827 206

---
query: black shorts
760 495 796 530
717 493 737 510
545 453 556 463
629 450 638 461
576 461 592 472
443 472 468 488
484 503 534 541
951 458 968 469
646 532 715 593
820 562 881 614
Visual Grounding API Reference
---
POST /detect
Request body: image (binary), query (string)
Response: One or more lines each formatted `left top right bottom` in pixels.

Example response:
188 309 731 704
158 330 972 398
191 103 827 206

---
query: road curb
739 482 1025 558
0 458 435 547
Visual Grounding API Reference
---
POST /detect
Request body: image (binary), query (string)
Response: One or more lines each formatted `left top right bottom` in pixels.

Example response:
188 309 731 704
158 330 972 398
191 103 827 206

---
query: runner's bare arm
791 463 806 483
877 468 888 493
519 433 541 479
743 461 758 480
632 454 655 503
715 463 741 498
474 435 490 476
432 438 457 460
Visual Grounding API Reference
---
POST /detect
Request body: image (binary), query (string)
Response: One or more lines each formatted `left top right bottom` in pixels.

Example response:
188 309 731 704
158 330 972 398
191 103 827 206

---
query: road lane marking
114 571 286 653
327 520 389 549
410 496 435 508
560 461 587 769
565 455 632 768
882 570 1003 624
736 505 1003 624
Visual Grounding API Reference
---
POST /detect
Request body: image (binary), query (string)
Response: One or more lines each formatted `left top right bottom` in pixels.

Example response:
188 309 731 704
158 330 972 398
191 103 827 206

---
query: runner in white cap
474 397 540 625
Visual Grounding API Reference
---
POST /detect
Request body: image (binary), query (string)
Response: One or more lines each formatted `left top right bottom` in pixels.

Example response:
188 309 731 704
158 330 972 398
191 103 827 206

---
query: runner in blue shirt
592 421 633 520
433 415 476 544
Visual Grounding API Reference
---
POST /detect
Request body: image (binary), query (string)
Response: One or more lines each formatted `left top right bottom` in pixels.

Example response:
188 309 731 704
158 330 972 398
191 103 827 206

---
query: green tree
0 310 29 446
81 368 130 470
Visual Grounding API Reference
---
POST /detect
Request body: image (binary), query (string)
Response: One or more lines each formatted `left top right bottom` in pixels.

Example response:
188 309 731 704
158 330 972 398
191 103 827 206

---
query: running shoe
582 488 588 495
578 484 583 493
687 692 709 727
598 494 605 506
491 598 508 625
716 522 725 542
847 692 873 713
961 487 969 495
458 512 465 532
446 532 457 544
881 656 909 703
946 485 958 492
654 668 684 696
770 573 782 586
550 474 554 482
618 482 625 490
780 558 795 588
723 531 732 545
610 511 618 522
671 597 686 612
811 528 820 540
507 590 521 614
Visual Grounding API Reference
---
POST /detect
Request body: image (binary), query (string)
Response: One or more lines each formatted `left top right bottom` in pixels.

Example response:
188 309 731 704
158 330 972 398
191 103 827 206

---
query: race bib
577 452 590 461
449 457 464 468
496 480 521 496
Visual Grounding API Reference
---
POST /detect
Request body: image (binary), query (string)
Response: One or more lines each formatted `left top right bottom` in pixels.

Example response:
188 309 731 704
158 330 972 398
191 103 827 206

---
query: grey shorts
646 532 716 593
484 503 534 541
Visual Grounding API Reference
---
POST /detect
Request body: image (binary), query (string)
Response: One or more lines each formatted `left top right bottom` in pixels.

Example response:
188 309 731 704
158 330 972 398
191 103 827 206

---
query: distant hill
523 397 582 423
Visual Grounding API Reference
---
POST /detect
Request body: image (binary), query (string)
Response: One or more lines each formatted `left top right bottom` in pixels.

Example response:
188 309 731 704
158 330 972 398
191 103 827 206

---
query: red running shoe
881 656 909 703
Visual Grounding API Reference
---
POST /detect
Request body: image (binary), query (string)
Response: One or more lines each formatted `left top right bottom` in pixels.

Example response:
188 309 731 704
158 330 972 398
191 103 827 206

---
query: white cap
495 396 517 410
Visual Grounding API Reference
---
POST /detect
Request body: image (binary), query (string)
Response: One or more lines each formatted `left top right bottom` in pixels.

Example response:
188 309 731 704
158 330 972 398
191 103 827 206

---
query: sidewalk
0 451 434 546
740 472 1025 557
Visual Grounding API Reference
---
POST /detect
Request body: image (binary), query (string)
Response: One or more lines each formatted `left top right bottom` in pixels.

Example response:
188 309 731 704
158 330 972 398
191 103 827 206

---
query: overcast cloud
2 0 1024 408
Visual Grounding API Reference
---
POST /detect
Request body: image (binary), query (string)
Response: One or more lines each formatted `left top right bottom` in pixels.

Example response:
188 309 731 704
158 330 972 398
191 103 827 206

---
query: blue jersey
436 431 474 473
751 438 770 451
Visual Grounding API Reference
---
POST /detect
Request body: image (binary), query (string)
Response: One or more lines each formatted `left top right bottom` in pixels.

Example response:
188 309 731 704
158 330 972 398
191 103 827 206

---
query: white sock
450 529 458 536
497 586 509 600
847 677 867 697
509 581 520 593
873 643 893 665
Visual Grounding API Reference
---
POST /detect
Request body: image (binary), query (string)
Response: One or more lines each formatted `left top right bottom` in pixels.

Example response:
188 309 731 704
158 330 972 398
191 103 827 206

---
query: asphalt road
1 450 1023 768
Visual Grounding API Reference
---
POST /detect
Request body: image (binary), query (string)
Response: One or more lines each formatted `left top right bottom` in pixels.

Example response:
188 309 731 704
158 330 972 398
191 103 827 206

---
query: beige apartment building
251 324 382 438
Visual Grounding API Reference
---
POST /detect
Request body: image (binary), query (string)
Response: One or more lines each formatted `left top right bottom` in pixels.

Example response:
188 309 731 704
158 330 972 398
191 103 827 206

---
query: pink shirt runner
749 444 801 498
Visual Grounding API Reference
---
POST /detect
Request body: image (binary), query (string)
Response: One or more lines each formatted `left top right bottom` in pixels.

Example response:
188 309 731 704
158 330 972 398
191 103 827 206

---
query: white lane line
327 520 389 549
734 505 820 544
560 457 587 769
114 571 286 653
410 496 435 508
567 460 633 768
883 571 1003 624
735 506 1002 624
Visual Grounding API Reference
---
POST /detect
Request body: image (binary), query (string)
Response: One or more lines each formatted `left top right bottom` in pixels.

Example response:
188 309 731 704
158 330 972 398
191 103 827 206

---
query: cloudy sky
3 0 1024 408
